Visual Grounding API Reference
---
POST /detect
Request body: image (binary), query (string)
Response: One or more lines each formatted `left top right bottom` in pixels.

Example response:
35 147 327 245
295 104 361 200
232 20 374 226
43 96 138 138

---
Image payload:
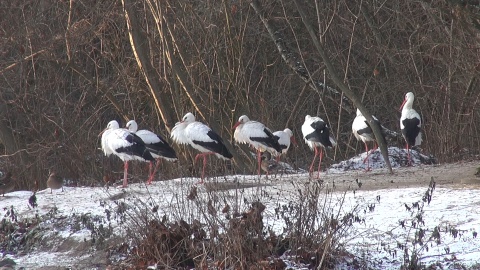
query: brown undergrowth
116 178 367 269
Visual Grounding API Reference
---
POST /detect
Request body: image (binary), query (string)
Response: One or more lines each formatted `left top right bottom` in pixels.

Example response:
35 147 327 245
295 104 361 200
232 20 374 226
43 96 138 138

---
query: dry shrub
218 201 269 268
133 219 203 269
128 201 273 269
116 179 365 269
271 182 366 269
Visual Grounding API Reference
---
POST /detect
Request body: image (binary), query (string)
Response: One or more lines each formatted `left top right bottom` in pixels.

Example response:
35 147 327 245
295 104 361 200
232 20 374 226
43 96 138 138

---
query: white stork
100 120 154 187
271 128 297 161
301 115 336 178
171 112 233 183
126 120 177 185
399 92 422 165
352 109 386 171
233 115 282 176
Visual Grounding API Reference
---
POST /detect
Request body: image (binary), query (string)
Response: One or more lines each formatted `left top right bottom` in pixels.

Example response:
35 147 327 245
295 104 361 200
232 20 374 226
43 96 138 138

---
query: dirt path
325 161 480 191
274 161 480 192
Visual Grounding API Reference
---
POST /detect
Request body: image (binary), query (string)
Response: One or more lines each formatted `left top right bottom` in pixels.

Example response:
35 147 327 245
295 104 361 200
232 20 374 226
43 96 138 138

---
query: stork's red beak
232 121 241 130
399 98 407 112
98 128 108 137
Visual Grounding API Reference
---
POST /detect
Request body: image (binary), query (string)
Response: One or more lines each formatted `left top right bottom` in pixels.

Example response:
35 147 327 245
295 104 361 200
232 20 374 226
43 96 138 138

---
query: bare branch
250 0 353 114
122 0 176 130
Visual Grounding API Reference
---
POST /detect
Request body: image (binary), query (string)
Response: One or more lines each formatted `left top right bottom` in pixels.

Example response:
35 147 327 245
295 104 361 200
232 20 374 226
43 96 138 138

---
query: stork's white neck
356 109 362 116
402 92 415 111
402 97 414 111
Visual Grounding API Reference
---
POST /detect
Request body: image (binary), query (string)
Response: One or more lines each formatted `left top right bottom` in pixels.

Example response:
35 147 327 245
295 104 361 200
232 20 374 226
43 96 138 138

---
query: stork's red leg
362 142 370 163
147 160 161 185
309 147 318 176
316 148 323 179
146 162 154 185
122 161 129 187
257 150 262 176
153 159 161 181
363 142 371 171
194 153 214 184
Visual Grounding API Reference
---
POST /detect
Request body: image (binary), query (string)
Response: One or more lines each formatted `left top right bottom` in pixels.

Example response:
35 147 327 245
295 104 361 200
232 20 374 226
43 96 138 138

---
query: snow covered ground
342 186 480 268
1 147 479 269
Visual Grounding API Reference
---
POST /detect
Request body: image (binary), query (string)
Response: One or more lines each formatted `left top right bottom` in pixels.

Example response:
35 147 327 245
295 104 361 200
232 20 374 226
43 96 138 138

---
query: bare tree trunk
251 0 393 174
292 0 393 174
121 0 176 131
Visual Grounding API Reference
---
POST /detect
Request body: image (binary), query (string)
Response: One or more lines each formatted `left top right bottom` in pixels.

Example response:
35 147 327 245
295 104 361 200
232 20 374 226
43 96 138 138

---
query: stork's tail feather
415 132 423 146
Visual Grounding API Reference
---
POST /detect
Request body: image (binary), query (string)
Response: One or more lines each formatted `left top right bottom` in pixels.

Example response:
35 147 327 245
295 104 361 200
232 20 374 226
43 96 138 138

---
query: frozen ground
1 147 480 269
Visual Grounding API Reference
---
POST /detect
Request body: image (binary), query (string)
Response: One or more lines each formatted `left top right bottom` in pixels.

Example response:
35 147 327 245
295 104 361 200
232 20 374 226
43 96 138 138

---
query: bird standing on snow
233 115 282 176
100 120 154 187
270 128 297 161
0 172 14 196
399 92 422 165
47 170 64 194
126 120 177 184
171 112 233 183
352 109 386 171
301 115 336 179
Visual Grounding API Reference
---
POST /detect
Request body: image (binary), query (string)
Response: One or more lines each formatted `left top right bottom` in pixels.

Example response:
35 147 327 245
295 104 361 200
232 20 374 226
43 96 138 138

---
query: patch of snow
1 153 479 269
342 186 480 268
329 147 436 173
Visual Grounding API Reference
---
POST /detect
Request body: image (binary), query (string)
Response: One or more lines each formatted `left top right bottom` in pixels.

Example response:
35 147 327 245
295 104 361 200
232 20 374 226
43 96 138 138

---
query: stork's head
126 120 138 132
399 92 415 111
232 115 250 129
284 128 297 146
181 112 195 123
99 120 120 137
